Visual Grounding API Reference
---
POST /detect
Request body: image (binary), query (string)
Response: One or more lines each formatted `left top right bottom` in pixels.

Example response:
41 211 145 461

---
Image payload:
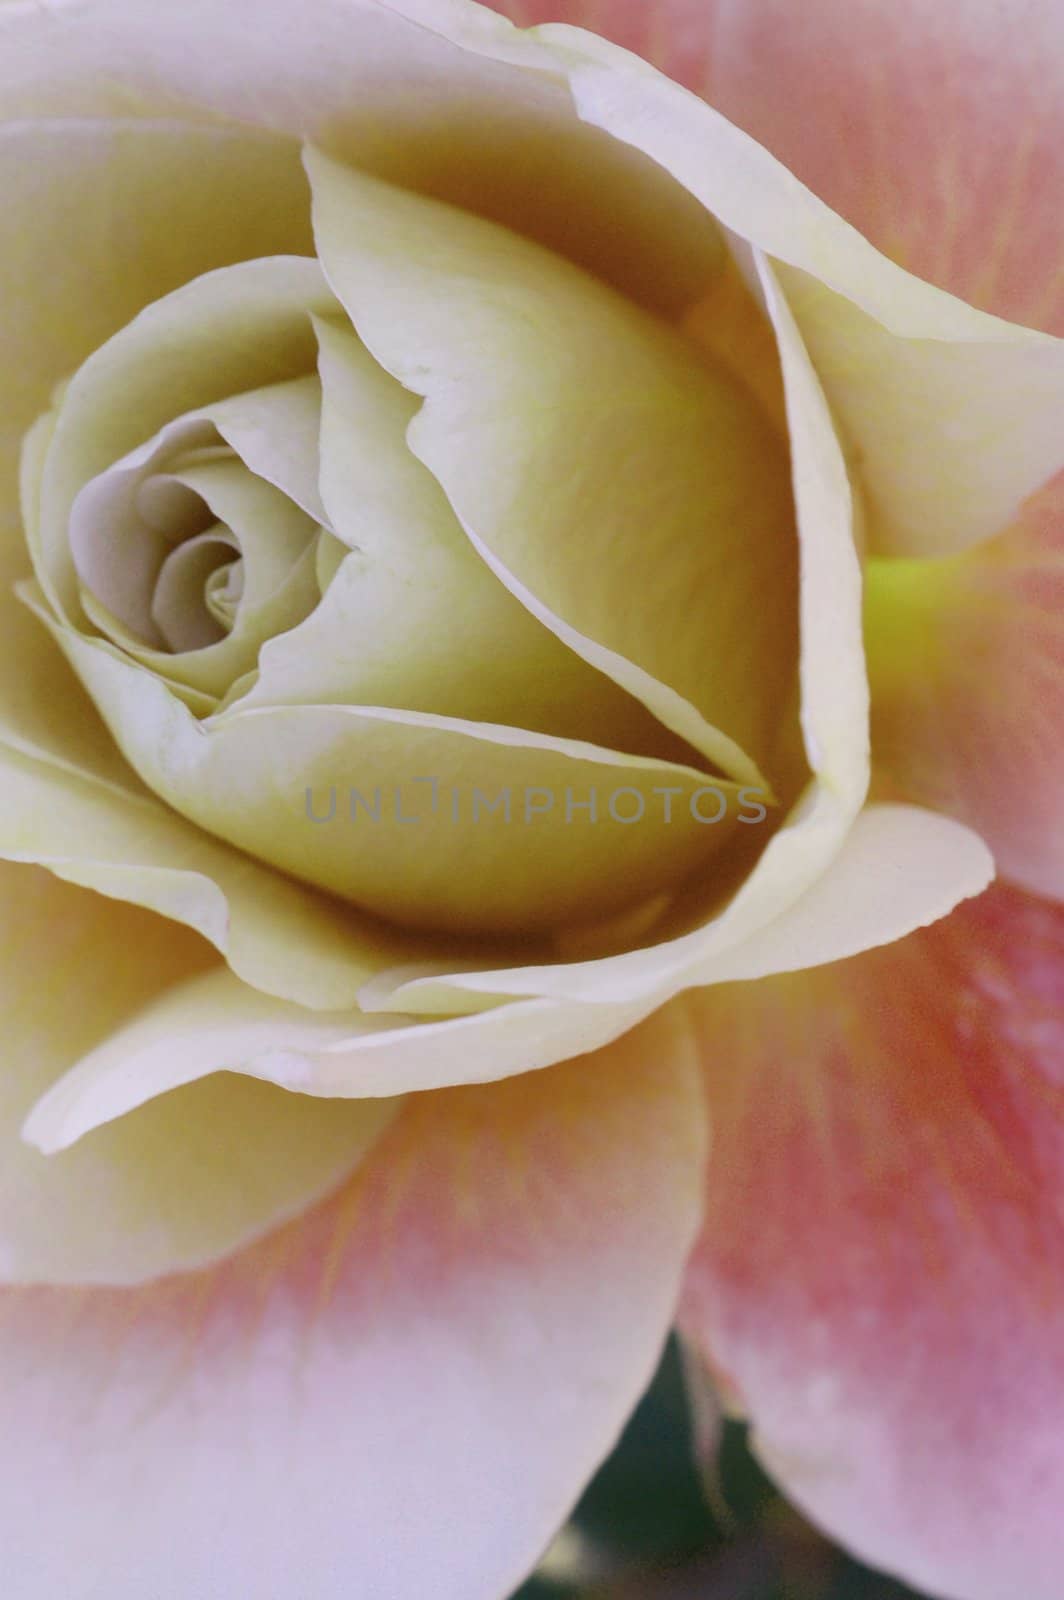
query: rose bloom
0 0 1060 1594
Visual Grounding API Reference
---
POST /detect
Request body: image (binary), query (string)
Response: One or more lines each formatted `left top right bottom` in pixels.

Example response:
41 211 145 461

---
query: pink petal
0 1009 706 1599
680 881 1064 1598
703 0 1064 332
867 470 1064 901
494 0 1062 333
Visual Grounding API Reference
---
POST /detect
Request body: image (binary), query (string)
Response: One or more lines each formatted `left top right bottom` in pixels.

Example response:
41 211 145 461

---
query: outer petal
681 802 993 984
534 20 1064 558
680 882 1064 1600
22 975 653 1143
0 863 397 1286
0 120 311 456
0 735 426 1011
22 805 990 1150
702 0 1064 333
367 801 993 1016
0 1012 706 1600
866 474 1064 902
0 0 725 318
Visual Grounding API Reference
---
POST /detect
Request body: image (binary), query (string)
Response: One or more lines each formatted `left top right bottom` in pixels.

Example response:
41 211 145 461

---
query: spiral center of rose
17 151 801 942
82 447 250 651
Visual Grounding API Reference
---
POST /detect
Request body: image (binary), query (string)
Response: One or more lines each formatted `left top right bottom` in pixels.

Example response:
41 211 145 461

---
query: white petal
0 863 397 1286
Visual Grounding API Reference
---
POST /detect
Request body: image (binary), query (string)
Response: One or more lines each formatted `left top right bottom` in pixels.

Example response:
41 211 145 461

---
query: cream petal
10 11 1055 568
204 558 243 629
63 408 324 701
314 526 349 591
363 251 872 1010
0 0 725 318
78 559 323 715
25 971 660 1139
532 21 1064 555
0 118 313 769
66 415 218 645
775 263 1064 556
150 528 237 651
242 316 694 757
371 797 995 1015
0 118 313 455
36 591 749 936
680 803 994 984
142 456 322 697
34 254 337 618
0 722 427 1011
72 473 211 648
69 373 329 546
305 145 797 788
0 861 397 1286
376 266 990 1018
351 263 992 1016
35 797 987 1127
168 456 316 605
205 376 328 525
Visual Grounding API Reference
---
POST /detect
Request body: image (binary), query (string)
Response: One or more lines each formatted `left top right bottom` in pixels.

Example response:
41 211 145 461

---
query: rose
20 141 801 940
0 2 1059 1599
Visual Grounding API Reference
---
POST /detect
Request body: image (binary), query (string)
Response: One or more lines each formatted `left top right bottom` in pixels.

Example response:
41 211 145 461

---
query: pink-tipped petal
0 1008 705 1599
867 470 1064 902
680 881 1064 1599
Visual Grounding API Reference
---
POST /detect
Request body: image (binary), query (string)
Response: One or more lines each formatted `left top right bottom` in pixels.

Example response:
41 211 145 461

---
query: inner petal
68 417 220 648
65 407 322 708
151 527 241 652
305 150 799 792
137 472 214 539
204 558 245 629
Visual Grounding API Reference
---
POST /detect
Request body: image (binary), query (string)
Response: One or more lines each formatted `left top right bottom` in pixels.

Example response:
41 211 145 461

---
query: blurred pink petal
868 470 1064 901
496 0 1063 333
0 1010 705 1599
704 0 1064 331
680 881 1064 1598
